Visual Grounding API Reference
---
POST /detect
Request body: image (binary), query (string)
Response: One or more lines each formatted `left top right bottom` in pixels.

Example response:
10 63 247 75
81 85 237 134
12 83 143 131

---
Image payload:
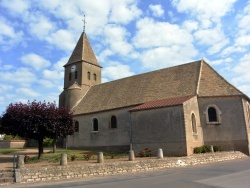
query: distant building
59 32 250 156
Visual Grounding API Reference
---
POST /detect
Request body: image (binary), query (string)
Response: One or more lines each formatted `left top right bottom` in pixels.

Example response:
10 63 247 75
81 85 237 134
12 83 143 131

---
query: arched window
87 72 90 80
204 105 221 124
93 118 98 131
208 107 217 122
75 121 79 132
191 113 197 134
69 73 72 81
93 73 96 81
75 71 77 79
111 116 117 129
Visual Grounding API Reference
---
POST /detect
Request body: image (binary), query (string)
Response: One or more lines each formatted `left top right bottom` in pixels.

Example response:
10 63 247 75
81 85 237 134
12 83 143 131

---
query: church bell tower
59 32 102 109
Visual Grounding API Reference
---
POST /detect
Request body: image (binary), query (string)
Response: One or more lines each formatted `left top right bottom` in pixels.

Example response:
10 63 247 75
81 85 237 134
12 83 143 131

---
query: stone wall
17 151 247 183
198 96 249 154
0 140 27 148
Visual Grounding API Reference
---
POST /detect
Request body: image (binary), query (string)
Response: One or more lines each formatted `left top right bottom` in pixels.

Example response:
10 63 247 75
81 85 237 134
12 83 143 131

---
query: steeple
64 32 101 67
59 31 102 109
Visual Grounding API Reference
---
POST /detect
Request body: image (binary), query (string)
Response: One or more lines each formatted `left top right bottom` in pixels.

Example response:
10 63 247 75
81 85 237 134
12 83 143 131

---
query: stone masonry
17 151 247 183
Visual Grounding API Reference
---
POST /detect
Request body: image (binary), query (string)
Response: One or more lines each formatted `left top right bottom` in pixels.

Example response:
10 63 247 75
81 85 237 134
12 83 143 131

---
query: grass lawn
24 148 129 164
0 149 24 155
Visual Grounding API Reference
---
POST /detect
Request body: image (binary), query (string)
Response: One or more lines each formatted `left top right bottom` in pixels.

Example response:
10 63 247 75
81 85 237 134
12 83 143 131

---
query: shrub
83 153 92 161
194 145 221 154
71 154 77 161
4 135 23 140
213 145 222 152
138 148 152 157
24 154 39 164
43 138 53 147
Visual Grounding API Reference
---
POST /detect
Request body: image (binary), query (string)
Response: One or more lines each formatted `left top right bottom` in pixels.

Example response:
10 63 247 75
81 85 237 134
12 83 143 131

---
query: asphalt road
4 158 250 188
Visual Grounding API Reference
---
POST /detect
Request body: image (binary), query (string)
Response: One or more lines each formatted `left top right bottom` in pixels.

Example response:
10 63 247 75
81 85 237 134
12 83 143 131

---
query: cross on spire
82 15 87 32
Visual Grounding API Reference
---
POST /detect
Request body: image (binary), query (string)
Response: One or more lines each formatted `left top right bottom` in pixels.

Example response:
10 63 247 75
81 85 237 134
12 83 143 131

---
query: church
59 31 250 156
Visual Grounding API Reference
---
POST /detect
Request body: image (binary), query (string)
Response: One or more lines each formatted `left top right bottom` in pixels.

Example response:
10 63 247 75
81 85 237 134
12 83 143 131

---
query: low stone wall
0 140 27 148
17 151 247 183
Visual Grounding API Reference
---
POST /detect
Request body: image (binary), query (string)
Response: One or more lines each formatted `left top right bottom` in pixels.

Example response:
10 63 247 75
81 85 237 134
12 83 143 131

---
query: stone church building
59 32 250 156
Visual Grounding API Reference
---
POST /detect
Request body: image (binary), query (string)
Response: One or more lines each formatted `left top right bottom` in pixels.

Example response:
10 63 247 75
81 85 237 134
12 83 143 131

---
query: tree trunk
52 138 56 153
38 138 44 160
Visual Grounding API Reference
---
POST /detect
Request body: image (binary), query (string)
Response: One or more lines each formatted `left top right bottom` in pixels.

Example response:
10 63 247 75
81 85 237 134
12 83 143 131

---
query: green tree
0 101 74 159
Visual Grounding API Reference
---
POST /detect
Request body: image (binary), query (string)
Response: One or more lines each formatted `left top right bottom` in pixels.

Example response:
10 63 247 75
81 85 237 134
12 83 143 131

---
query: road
3 158 250 188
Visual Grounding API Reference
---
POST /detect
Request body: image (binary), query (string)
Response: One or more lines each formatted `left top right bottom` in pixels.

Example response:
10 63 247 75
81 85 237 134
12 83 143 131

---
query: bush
43 138 53 147
213 145 222 152
193 145 221 154
83 153 92 161
71 154 77 161
3 135 23 140
138 148 152 157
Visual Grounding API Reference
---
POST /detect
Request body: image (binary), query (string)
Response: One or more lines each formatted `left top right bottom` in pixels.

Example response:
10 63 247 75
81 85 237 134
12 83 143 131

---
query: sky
0 0 250 114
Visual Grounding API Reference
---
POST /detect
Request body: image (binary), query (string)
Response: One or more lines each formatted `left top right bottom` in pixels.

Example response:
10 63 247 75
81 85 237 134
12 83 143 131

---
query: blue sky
0 0 250 114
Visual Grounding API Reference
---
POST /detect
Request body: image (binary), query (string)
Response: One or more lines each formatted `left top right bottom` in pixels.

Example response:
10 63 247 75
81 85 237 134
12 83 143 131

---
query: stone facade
59 31 250 156
17 151 247 183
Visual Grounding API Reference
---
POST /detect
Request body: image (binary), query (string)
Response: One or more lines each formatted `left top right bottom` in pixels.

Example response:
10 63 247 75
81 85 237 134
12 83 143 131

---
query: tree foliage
0 101 74 159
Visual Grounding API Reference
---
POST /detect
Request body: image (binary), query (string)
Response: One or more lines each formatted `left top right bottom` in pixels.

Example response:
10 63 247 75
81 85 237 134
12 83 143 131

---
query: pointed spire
65 32 101 67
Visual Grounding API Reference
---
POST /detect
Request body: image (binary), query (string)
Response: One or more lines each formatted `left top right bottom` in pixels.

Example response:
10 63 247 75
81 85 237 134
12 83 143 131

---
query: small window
208 107 217 122
191 113 197 134
204 105 221 124
69 73 71 81
87 72 90 80
93 118 98 131
75 121 79 132
110 116 117 129
93 73 97 81
75 71 77 79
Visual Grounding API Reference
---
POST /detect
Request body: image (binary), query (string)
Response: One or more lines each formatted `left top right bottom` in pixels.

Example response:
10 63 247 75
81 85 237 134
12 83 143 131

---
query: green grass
0 149 24 155
0 147 129 164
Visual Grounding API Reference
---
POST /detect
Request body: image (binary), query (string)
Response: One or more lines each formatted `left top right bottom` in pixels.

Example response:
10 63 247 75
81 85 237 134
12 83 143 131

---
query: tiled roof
130 96 195 112
72 60 243 115
73 61 201 115
64 32 100 67
197 62 242 96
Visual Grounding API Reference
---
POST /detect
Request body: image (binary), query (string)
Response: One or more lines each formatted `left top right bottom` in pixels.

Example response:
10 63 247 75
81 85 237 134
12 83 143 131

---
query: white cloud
43 69 64 80
21 53 51 71
194 26 229 54
221 46 246 56
210 58 232 65
16 87 40 98
109 0 142 24
0 67 37 86
140 45 197 69
0 17 23 50
104 24 133 56
231 53 250 95
0 0 29 16
149 4 164 17
233 53 250 74
0 84 13 94
235 35 250 47
38 79 54 88
102 62 135 80
172 0 237 28
29 14 57 39
133 18 194 48
46 29 75 51
182 20 198 32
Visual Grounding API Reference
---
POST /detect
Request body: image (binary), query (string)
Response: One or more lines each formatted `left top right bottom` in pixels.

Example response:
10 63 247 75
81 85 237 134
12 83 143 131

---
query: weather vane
82 14 87 32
